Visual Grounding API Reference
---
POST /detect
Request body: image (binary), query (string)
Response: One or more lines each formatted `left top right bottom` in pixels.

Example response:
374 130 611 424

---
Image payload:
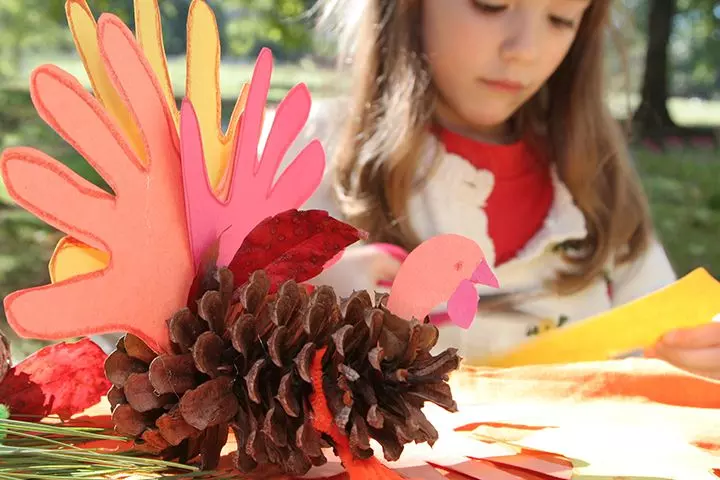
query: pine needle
0 412 215 479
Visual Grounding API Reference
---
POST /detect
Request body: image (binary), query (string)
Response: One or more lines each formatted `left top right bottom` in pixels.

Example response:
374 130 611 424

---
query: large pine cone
105 267 461 476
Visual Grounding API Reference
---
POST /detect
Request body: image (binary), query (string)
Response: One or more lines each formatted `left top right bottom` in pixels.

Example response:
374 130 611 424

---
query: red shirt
435 127 554 266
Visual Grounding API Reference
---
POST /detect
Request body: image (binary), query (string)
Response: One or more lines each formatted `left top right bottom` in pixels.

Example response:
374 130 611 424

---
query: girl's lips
480 78 525 92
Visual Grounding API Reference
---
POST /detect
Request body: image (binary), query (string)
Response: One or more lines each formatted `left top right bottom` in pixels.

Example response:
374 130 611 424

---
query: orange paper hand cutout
1 16 192 354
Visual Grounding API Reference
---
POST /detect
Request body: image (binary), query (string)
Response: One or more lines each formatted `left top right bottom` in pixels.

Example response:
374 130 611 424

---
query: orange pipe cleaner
309 347 405 480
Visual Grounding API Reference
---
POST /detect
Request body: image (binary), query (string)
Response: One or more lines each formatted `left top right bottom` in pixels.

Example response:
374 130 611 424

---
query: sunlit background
1 0 718 357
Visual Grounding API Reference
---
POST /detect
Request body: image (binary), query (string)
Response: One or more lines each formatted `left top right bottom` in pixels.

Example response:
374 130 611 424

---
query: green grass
635 148 720 277
0 208 61 361
16 54 720 126
608 93 720 127
14 53 348 103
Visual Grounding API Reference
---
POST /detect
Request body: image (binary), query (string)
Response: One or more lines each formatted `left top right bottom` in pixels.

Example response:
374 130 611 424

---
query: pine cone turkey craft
106 218 462 476
0 3 495 475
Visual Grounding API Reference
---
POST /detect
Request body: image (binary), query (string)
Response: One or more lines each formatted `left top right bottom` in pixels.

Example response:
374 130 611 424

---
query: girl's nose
499 11 542 64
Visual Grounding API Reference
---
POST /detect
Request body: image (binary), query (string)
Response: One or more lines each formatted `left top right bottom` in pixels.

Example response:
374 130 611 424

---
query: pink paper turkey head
386 234 498 329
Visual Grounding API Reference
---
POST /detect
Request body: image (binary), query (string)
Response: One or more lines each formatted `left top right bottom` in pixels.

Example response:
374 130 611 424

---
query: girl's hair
320 0 652 294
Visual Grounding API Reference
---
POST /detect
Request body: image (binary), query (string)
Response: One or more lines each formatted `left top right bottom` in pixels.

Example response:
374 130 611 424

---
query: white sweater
273 99 678 363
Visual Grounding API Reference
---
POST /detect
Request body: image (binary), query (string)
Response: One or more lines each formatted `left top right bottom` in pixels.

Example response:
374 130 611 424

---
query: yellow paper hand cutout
185 0 248 193
54 0 249 283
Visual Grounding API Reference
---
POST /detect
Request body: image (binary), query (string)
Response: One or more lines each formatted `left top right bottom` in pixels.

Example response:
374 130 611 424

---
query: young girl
278 0 720 376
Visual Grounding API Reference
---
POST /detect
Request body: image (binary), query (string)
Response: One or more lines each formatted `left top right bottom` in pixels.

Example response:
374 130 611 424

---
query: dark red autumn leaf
0 338 111 420
228 209 366 291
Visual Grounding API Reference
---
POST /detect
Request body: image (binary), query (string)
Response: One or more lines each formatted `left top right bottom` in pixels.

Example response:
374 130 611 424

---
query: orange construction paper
451 360 720 478
1 16 192 353
54 0 248 284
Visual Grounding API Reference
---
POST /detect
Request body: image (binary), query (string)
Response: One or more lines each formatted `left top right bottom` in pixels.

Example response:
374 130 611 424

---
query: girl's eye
549 15 577 29
470 1 508 14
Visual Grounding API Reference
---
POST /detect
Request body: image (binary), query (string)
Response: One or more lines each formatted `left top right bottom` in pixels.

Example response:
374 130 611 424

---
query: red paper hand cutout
0 15 192 353
181 47 325 268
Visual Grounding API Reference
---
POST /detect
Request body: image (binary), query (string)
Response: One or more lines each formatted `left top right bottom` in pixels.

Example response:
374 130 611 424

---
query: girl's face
423 0 591 139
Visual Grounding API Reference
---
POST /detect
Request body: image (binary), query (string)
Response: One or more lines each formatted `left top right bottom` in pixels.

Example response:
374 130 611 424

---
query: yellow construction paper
186 0 247 192
66 0 145 160
49 236 109 283
486 268 720 367
133 0 177 129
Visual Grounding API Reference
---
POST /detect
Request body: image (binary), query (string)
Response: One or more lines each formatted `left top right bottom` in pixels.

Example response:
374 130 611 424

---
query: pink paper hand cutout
181 47 325 268
1 15 192 353
386 234 498 329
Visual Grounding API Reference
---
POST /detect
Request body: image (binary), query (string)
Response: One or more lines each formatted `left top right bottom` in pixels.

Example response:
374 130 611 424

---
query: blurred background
0 0 718 356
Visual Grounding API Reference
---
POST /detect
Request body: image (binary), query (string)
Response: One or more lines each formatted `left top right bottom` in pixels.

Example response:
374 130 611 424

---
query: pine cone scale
148 354 198 394
105 351 147 387
108 385 126 409
179 376 239 430
245 359 266 404
262 404 288 447
200 424 229 470
169 308 208 351
157 407 199 446
277 372 301 417
124 373 173 412
267 326 287 367
294 343 315 383
193 331 225 377
199 291 225 333
112 404 153 437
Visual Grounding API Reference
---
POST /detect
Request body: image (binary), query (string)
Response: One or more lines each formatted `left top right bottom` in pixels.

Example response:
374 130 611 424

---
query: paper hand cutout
181 48 325 268
55 0 247 282
1 16 192 354
387 234 498 328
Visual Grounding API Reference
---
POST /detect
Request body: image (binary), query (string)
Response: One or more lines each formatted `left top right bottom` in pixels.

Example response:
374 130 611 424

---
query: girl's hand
647 322 720 380
308 244 405 297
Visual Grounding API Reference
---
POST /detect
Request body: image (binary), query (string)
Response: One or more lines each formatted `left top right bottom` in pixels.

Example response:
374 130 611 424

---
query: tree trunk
633 0 677 134
0 332 10 384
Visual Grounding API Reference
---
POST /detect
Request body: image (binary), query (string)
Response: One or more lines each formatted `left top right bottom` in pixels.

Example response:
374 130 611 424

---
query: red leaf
228 209 365 291
0 338 111 420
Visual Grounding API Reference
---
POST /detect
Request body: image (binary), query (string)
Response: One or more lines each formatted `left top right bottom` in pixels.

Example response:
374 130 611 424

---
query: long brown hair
322 0 652 294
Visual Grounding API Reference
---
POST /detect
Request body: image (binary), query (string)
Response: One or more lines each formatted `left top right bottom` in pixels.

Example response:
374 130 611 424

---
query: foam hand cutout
387 234 498 328
1 16 193 354
55 0 247 282
181 48 324 268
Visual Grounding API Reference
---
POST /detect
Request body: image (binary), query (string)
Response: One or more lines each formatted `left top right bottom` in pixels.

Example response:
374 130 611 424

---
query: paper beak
470 260 499 289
